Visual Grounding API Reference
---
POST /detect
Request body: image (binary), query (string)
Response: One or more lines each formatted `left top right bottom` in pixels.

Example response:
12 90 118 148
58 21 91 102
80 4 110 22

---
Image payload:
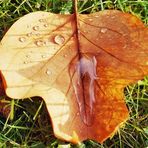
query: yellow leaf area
0 10 147 143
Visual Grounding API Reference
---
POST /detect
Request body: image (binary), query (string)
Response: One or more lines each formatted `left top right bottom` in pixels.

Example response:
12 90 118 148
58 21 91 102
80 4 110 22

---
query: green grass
0 0 148 147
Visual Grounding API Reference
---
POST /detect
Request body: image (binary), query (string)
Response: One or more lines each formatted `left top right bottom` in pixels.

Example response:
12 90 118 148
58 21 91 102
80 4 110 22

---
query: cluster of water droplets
18 18 65 47
18 18 67 77
84 16 109 41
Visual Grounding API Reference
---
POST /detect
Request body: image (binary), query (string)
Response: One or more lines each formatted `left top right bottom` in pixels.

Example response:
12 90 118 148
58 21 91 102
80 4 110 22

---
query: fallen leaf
0 4 148 144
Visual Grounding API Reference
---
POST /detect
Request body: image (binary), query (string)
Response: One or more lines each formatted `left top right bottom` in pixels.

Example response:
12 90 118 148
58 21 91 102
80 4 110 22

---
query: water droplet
100 28 108 33
27 25 30 28
44 24 48 27
123 34 127 37
46 69 52 75
95 15 99 18
27 32 32 37
39 19 44 22
63 54 67 57
54 35 65 45
42 41 48 46
23 61 28 64
41 55 47 58
83 30 88 33
88 18 93 21
123 45 127 49
35 40 44 47
19 37 26 42
26 55 30 58
33 26 39 31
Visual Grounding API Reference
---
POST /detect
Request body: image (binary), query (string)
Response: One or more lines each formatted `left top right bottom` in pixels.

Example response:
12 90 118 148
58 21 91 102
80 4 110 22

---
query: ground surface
0 0 148 147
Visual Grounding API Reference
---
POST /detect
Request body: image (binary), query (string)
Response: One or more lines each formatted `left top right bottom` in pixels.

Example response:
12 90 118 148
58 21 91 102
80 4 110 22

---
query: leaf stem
74 0 78 14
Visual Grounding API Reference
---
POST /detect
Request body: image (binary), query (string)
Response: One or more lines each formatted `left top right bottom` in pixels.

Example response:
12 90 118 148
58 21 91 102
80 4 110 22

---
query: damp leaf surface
0 9 148 143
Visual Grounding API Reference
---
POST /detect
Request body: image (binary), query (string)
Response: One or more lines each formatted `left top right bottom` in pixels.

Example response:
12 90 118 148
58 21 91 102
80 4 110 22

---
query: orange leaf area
0 10 148 143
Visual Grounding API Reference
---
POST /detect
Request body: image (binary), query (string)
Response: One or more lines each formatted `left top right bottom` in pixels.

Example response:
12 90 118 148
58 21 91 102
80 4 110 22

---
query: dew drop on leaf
25 55 30 58
19 37 26 42
33 26 39 31
88 18 93 21
44 24 48 27
63 54 68 58
35 40 44 47
23 61 28 64
41 55 47 58
46 69 52 75
54 35 65 45
43 41 48 46
95 15 99 18
100 28 108 33
123 45 127 49
83 30 88 33
39 19 44 22
27 33 32 37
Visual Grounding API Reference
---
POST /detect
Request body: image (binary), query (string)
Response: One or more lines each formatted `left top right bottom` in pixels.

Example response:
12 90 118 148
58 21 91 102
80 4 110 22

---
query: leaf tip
70 131 80 144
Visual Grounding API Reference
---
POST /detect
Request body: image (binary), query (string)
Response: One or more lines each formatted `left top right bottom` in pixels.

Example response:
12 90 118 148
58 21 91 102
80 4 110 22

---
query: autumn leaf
0 3 148 144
